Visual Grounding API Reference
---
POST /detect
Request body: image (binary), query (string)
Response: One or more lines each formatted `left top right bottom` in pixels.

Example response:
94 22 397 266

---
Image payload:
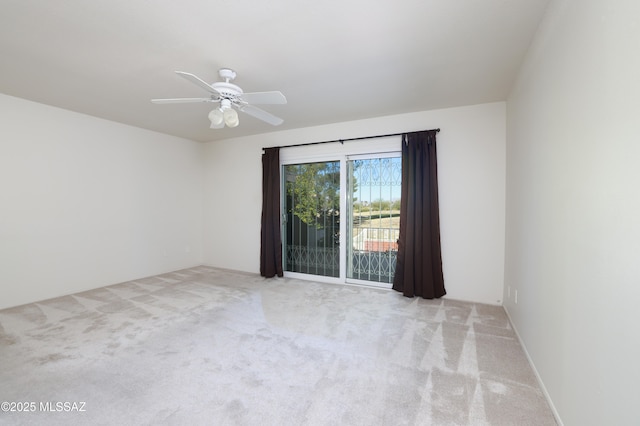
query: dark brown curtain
392 130 446 298
260 147 283 277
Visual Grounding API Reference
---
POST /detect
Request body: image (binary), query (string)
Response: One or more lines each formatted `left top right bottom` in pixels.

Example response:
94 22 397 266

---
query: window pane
347 157 401 284
283 161 340 278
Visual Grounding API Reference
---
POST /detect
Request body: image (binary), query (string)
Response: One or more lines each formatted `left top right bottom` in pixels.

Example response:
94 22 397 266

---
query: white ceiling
0 0 550 143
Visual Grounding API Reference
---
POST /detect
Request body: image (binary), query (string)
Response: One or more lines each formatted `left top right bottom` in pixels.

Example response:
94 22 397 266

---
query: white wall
0 94 204 310
204 102 506 305
505 0 640 424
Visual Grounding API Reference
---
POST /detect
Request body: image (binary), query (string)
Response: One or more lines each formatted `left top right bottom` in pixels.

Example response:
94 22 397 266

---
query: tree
370 199 391 211
285 162 340 228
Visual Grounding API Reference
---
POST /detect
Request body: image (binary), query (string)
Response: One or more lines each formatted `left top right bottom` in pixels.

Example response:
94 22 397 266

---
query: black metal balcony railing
286 244 397 284
285 245 340 277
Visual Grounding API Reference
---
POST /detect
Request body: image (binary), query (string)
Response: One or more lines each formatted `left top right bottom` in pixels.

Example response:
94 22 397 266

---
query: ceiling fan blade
151 97 214 104
175 71 219 95
238 104 284 126
240 91 287 105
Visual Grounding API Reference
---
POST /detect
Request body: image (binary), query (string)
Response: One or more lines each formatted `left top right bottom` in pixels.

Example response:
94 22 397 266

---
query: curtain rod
262 128 440 151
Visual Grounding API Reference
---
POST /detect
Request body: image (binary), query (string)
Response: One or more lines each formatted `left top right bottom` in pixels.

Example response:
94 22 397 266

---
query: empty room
1 0 638 425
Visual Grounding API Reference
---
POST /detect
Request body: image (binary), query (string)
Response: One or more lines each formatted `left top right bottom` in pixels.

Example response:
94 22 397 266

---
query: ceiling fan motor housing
211 82 243 100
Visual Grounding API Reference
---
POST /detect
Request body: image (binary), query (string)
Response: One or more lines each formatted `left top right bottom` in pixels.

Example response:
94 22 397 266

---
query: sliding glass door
282 151 400 287
283 161 341 278
347 155 401 285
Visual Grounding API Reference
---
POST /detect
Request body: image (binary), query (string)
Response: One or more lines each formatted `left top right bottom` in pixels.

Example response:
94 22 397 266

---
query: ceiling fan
151 68 286 129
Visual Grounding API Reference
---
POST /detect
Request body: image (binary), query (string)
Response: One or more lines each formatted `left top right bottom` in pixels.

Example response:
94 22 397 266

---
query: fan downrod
218 68 236 82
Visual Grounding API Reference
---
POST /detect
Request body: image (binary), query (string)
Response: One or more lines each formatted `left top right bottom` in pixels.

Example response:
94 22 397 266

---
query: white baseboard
503 305 564 426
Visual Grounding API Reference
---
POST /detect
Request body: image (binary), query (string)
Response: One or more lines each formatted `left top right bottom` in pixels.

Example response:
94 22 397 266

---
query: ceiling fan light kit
208 109 224 128
222 106 239 128
151 68 286 130
208 98 239 128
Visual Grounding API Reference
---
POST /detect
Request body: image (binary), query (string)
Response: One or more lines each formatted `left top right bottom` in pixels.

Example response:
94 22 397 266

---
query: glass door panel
283 161 340 278
347 156 401 284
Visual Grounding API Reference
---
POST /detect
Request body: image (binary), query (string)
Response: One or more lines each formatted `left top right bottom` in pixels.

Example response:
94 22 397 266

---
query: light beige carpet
0 266 556 425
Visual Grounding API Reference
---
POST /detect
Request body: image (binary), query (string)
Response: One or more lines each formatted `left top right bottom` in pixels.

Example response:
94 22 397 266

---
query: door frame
279 136 401 287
